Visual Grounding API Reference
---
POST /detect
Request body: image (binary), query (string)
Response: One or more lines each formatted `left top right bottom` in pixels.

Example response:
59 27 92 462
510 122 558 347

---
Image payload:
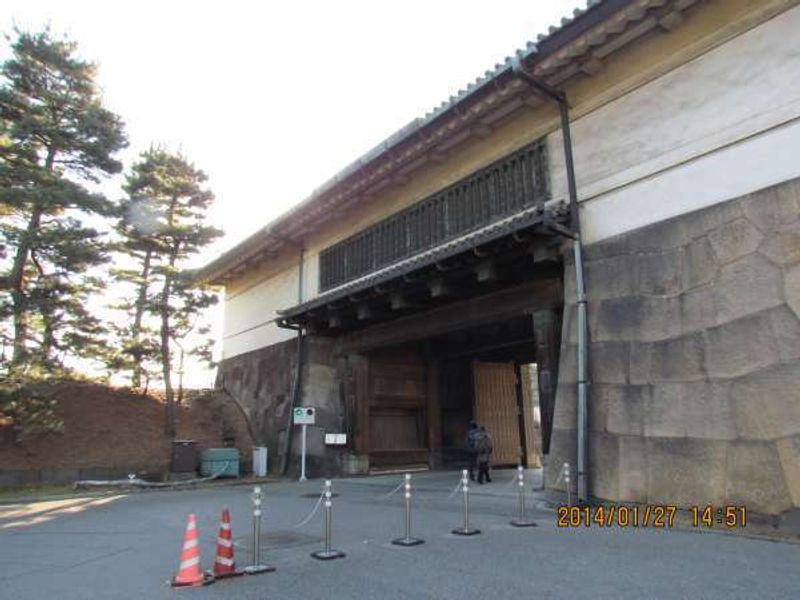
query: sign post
293 407 316 481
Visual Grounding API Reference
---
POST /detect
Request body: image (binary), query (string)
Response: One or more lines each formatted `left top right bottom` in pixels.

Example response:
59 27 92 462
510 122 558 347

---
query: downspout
511 59 589 504
279 244 305 476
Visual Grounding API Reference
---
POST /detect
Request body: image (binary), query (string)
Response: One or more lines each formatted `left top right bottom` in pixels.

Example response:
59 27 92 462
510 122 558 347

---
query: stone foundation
549 177 800 519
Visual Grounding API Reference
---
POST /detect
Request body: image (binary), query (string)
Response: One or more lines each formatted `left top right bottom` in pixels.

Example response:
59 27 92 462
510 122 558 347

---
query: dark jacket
474 430 493 464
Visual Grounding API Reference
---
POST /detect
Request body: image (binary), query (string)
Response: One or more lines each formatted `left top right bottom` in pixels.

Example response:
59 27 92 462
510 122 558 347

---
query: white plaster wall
550 5 800 243
222 263 299 359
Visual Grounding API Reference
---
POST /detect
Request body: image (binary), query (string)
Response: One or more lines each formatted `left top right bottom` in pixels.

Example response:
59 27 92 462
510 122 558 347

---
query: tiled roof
199 0 619 284
279 201 569 320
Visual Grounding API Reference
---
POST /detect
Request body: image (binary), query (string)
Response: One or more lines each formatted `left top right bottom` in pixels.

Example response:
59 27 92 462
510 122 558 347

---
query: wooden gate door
368 348 428 469
472 361 522 466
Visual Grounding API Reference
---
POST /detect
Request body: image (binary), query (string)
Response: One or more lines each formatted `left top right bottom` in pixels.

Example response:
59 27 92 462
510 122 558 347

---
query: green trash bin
200 448 240 478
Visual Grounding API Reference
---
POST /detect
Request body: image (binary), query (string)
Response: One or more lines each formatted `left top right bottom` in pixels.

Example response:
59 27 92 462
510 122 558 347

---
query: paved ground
1 469 798 599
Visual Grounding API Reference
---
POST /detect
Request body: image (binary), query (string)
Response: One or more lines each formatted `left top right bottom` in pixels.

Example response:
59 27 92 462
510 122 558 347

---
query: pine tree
0 28 127 373
119 148 221 435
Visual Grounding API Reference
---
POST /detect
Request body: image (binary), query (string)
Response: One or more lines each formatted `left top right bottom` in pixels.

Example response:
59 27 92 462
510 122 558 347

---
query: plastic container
252 446 268 477
200 448 240 478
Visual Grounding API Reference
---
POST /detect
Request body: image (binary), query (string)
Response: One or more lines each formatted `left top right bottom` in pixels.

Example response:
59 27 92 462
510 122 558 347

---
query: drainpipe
279 244 306 476
511 58 589 504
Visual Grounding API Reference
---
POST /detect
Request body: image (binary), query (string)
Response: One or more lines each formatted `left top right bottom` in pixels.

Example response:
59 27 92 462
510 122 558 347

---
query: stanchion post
392 473 424 546
311 480 346 560
244 486 275 574
452 469 480 536
510 465 537 527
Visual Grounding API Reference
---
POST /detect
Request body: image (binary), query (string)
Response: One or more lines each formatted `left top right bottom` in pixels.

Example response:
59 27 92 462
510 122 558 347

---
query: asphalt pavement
1 469 798 599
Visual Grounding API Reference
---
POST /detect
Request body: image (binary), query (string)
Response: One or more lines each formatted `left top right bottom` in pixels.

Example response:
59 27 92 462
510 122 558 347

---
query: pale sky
2 0 584 385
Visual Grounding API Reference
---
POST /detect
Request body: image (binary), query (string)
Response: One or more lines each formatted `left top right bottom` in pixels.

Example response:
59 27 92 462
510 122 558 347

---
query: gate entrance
473 362 521 466
472 361 541 468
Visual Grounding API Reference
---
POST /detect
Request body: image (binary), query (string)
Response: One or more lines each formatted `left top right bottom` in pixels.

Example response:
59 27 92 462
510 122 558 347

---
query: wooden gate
472 361 522 466
367 348 428 468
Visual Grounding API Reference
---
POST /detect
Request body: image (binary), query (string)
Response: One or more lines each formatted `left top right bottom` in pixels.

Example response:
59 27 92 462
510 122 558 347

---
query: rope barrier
375 480 405 501
447 480 464 500
293 491 325 528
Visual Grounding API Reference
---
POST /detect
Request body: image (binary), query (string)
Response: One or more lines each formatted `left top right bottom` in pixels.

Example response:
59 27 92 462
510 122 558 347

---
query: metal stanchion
452 469 480 536
510 465 537 527
392 473 424 546
244 486 275 574
311 480 346 560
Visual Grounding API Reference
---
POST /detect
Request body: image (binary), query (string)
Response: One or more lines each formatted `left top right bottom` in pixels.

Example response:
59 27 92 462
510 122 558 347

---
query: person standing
476 425 493 484
464 421 479 481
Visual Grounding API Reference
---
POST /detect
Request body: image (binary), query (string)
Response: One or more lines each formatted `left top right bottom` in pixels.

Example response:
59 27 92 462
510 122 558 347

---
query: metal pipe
511 58 589 504
280 245 306 476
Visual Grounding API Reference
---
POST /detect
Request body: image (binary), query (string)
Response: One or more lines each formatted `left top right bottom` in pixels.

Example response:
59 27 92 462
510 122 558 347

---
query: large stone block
680 284 717 335
741 178 800 233
683 381 736 441
557 343 577 385
786 265 800 320
758 226 800 267
682 236 718 289
645 383 689 438
776 435 800 508
546 427 577 493
584 254 638 300
704 311 780 379
682 197 744 241
636 248 684 296
553 383 577 430
769 306 800 362
713 254 784 325
594 295 682 342
626 218 688 252
629 333 706 384
731 363 800 440
600 383 647 437
588 431 619 501
708 218 763 265
645 437 727 507
589 341 630 384
618 435 648 502
725 441 792 515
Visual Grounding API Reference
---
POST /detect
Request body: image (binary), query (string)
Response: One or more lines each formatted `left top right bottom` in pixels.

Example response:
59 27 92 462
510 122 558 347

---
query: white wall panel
549 5 800 241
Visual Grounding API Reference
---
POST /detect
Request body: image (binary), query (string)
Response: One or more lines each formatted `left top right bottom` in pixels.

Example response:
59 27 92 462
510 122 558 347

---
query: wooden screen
472 361 522 467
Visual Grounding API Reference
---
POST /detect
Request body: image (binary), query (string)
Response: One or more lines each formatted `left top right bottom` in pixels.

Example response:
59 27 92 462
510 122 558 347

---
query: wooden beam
474 259 498 283
428 278 451 298
428 150 448 164
578 56 603 76
658 10 684 32
471 124 492 139
390 292 414 311
336 278 562 354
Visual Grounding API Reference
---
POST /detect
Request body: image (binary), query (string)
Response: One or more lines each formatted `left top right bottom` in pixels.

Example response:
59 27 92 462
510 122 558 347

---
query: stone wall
216 335 344 477
548 177 800 519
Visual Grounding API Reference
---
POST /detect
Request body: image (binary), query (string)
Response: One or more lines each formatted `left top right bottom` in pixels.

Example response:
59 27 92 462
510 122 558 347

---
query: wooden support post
350 354 370 463
532 309 561 455
426 356 442 469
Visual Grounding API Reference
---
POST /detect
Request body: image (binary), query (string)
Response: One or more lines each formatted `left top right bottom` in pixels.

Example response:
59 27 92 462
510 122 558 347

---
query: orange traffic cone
171 514 214 587
212 508 242 578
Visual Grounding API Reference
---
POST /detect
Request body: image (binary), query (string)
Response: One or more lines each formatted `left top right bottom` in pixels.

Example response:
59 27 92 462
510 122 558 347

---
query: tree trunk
131 249 153 388
160 261 175 438
161 193 180 438
9 205 44 368
9 149 56 371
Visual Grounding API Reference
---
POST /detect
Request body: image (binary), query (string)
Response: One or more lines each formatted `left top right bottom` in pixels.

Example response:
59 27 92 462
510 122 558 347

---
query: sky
2 0 585 385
